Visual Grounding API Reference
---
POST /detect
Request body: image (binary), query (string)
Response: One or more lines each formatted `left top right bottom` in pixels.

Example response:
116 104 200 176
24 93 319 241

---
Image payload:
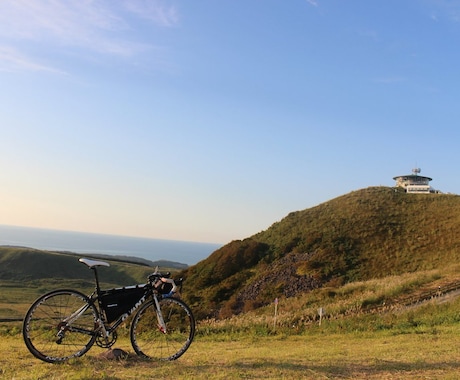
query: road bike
22 258 195 363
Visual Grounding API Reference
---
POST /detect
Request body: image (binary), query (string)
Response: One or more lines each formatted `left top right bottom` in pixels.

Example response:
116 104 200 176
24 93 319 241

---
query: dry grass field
2 251 460 379
1 325 460 379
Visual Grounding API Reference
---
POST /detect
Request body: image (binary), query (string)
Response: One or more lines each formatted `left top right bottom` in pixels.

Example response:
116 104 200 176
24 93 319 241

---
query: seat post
91 267 102 293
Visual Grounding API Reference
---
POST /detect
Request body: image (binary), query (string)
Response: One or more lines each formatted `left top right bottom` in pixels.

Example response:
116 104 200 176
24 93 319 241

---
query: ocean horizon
0 225 222 265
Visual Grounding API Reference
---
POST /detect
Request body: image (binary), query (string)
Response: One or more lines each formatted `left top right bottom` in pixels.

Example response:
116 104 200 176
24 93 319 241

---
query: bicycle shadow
176 358 460 378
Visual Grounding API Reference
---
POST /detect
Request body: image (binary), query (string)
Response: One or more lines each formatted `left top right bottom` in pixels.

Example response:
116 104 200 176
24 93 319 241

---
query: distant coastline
0 224 222 265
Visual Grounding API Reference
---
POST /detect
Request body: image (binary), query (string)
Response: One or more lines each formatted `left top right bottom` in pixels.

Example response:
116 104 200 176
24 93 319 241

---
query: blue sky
1 0 460 244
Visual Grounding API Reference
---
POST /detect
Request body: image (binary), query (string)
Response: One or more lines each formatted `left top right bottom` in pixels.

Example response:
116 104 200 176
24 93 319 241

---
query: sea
0 225 222 266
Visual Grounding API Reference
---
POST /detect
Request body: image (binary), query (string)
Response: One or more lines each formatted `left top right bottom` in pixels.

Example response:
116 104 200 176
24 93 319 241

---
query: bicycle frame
86 262 171 341
95 287 166 335
55 263 167 348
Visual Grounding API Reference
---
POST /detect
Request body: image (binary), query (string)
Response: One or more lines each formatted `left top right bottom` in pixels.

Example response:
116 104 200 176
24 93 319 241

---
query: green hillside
0 247 186 321
2 186 460 322
0 247 162 288
180 186 460 319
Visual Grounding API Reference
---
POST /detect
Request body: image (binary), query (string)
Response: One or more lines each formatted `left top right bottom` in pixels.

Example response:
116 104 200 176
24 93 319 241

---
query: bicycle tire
23 289 98 363
130 297 195 360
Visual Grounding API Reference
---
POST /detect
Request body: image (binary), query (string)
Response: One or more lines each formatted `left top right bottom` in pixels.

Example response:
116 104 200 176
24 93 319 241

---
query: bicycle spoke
23 290 98 363
130 297 195 360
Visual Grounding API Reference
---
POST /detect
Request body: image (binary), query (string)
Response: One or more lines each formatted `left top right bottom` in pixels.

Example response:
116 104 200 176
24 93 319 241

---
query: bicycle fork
153 294 167 334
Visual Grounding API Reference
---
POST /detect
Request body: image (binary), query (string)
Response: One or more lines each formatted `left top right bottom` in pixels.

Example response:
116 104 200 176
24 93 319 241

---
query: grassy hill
0 247 191 321
180 186 460 318
0 247 176 288
2 186 460 322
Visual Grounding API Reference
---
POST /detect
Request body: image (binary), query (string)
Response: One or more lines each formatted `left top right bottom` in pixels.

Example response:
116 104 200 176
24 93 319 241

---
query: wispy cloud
306 0 319 7
0 45 65 73
0 0 179 71
427 0 460 23
430 12 439 22
121 0 179 27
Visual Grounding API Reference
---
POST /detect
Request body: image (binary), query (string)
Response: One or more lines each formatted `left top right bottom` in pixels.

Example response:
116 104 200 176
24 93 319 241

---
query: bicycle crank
96 330 117 348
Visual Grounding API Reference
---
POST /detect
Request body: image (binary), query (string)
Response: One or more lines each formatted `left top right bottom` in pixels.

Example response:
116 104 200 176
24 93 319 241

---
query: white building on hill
393 168 437 193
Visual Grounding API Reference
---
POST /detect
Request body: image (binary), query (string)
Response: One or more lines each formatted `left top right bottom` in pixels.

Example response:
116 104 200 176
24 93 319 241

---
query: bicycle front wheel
130 297 195 360
23 289 98 363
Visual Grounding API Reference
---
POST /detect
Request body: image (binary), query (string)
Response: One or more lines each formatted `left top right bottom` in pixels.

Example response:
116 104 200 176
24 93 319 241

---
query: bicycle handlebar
159 277 177 297
148 269 180 297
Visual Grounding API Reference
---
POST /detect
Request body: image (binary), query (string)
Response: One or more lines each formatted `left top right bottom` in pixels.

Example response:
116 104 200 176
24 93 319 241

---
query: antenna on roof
412 167 421 175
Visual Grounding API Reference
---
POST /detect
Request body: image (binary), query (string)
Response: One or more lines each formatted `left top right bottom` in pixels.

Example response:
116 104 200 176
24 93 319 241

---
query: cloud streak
426 0 460 23
121 0 179 27
0 45 65 73
0 0 178 71
305 0 318 7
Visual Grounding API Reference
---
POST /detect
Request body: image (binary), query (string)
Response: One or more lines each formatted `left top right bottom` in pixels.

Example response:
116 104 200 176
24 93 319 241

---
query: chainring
96 330 117 348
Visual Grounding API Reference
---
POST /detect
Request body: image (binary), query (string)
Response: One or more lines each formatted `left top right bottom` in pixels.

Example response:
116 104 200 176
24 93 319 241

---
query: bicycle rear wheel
130 297 195 360
23 289 98 363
